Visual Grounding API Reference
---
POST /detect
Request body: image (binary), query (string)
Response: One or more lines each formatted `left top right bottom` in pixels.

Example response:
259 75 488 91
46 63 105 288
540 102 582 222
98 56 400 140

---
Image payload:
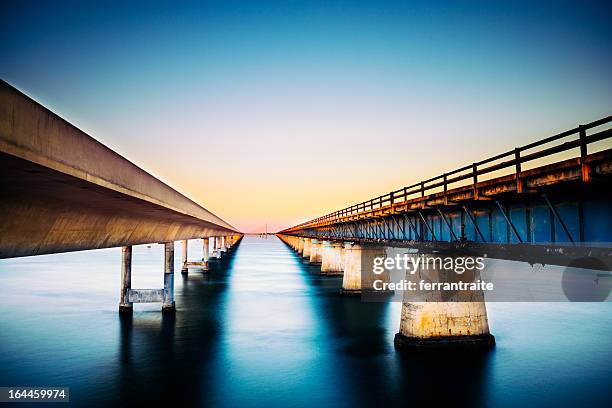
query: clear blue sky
1 0 611 232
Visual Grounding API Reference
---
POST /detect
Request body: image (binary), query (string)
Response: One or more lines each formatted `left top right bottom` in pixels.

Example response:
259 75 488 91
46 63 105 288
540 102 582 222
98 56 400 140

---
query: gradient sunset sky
1 0 611 232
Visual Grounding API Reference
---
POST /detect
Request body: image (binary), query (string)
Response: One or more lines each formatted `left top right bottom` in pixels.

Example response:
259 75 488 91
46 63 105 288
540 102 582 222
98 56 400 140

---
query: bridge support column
395 302 494 349
119 246 133 313
309 239 322 264
202 237 209 269
211 237 220 259
218 236 223 256
342 243 387 294
302 238 312 258
321 241 344 275
342 242 361 294
181 239 188 274
221 236 227 253
162 242 175 313
297 237 304 255
394 256 494 349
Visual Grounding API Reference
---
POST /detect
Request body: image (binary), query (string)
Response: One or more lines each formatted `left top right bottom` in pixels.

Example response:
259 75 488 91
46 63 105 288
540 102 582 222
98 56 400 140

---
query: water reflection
0 236 610 407
115 249 239 406
396 349 491 406
284 241 492 407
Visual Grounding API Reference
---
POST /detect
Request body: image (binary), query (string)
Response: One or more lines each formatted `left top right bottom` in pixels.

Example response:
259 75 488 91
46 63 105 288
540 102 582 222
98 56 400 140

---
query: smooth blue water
0 235 610 407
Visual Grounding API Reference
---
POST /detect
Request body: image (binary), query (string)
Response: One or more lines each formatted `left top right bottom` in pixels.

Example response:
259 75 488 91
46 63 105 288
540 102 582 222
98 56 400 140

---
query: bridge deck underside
0 152 232 258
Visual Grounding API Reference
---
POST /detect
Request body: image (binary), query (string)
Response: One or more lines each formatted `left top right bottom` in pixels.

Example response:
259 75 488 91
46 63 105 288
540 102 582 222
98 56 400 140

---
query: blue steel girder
290 183 611 267
437 208 459 242
392 215 405 239
418 211 437 241
462 205 487 242
403 213 421 241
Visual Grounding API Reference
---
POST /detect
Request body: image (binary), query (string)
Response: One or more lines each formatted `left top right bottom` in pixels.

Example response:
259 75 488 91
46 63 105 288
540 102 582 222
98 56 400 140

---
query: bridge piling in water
118 242 178 313
392 252 495 349
279 233 495 349
395 301 495 349
119 246 133 313
162 242 176 313
303 238 311 258
203 238 210 266
181 240 189 274
180 238 210 273
341 242 361 294
340 243 389 294
309 239 322 264
211 237 220 259
321 241 344 275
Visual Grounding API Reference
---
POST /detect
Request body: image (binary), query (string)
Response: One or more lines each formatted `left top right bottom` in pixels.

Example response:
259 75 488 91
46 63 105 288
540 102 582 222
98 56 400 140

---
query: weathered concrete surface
119 246 133 312
127 288 165 303
309 239 322 264
395 302 495 349
394 256 494 349
202 238 210 263
0 80 240 258
341 243 362 293
321 241 344 274
185 261 208 269
181 240 189 273
162 242 175 313
341 243 390 294
303 238 312 258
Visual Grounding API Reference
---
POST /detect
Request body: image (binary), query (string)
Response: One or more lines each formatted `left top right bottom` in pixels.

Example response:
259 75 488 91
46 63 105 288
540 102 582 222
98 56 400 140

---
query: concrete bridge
278 116 612 349
0 80 242 313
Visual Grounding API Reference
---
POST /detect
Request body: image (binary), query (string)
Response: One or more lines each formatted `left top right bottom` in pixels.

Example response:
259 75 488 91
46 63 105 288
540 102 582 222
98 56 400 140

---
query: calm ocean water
0 235 610 407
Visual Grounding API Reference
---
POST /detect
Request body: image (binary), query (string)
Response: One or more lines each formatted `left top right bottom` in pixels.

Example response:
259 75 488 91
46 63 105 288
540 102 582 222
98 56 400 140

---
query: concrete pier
180 238 209 272
297 237 304 255
309 239 322 264
395 302 495 349
202 237 210 266
342 242 361 294
119 246 133 313
181 240 188 274
341 243 388 294
162 242 175 313
321 241 344 275
211 237 220 259
394 255 494 349
303 238 311 258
